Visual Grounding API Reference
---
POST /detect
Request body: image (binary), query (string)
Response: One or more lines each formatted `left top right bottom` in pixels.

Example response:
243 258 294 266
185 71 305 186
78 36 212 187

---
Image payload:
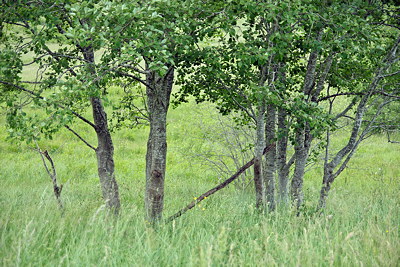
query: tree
98 0 227 222
318 28 400 209
0 1 121 213
276 0 399 210
177 0 327 211
178 0 398 213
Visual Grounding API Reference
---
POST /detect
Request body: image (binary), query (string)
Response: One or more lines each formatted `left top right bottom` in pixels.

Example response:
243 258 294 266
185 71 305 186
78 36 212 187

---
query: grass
0 98 399 266
1 35 399 266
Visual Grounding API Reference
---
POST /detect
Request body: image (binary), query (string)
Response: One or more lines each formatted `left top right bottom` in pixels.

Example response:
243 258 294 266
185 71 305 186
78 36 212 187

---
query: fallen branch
165 143 275 223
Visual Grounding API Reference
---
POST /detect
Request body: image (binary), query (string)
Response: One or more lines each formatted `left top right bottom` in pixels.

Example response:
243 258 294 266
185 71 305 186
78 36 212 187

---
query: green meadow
0 21 399 267
1 95 399 266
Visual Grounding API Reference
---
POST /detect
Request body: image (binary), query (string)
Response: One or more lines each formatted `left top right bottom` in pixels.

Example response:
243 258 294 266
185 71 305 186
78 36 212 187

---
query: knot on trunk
151 169 162 179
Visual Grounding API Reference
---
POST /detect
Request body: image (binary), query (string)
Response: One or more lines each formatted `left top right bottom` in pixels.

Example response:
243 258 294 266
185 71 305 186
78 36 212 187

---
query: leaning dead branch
165 143 275 223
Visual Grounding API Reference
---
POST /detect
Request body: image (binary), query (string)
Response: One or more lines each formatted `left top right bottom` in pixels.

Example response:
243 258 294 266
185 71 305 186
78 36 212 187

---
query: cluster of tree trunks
1 1 398 223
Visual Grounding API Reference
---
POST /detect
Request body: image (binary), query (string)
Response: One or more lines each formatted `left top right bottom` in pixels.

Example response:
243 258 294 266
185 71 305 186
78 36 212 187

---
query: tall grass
1 98 399 266
1 36 399 266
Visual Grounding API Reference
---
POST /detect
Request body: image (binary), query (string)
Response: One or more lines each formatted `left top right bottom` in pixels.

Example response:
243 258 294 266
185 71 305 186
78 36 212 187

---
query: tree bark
83 47 120 214
264 104 276 211
92 97 120 214
277 108 289 204
318 165 333 209
291 127 307 211
290 32 321 211
254 103 266 210
145 65 174 222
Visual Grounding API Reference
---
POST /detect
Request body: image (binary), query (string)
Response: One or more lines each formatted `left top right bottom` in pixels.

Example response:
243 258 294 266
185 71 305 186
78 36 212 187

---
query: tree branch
165 143 275 223
318 92 363 102
64 125 96 151
0 80 96 129
115 70 154 91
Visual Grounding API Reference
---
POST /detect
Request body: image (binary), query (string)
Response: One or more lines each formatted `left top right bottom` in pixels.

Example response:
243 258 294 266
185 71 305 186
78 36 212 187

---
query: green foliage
0 1 104 142
0 49 22 84
110 88 149 131
0 5 399 267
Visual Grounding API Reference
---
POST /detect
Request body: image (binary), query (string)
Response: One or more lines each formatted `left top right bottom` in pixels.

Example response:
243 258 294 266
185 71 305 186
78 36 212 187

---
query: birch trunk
145 66 174 222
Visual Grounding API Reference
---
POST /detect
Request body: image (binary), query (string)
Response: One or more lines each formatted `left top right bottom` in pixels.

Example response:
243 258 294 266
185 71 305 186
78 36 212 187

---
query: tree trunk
277 108 289 204
254 103 266 210
145 65 174 222
291 127 307 211
83 46 120 214
317 36 400 209
91 97 121 214
318 165 333 209
290 32 321 211
264 104 276 211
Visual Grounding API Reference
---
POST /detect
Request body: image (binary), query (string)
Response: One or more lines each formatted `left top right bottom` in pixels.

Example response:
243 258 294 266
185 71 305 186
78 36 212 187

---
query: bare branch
64 125 96 151
115 70 154 91
387 131 400 144
318 92 363 102
334 100 358 120
379 70 400 78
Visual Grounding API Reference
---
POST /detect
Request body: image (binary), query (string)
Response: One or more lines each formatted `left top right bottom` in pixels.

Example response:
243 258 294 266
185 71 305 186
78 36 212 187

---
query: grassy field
0 32 399 266
0 95 399 266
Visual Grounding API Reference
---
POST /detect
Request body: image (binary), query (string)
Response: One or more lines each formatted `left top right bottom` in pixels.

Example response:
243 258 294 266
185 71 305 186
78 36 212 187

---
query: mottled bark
318 165 333 209
254 103 266 210
83 47 120 214
92 97 120 214
145 65 174 222
277 108 289 204
264 104 276 211
291 127 307 211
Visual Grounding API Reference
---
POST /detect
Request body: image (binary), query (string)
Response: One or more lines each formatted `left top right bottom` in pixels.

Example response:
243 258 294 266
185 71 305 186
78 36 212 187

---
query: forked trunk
290 32 320 212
